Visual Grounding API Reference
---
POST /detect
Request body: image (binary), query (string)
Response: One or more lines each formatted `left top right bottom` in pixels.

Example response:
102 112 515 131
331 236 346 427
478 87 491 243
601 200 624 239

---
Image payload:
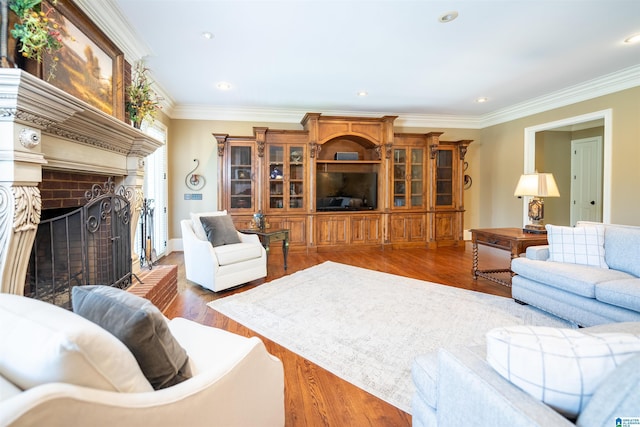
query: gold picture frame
40 0 125 119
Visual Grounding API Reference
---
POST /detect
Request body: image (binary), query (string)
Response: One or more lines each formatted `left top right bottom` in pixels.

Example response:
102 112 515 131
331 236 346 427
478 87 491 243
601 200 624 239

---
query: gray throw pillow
72 285 191 390
200 214 241 247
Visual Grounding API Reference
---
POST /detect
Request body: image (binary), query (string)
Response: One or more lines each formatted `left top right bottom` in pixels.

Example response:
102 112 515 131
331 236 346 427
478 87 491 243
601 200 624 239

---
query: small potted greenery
1 0 63 79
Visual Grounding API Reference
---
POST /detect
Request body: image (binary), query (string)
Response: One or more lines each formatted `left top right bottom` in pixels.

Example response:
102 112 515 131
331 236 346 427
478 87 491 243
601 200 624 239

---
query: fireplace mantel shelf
0 69 162 158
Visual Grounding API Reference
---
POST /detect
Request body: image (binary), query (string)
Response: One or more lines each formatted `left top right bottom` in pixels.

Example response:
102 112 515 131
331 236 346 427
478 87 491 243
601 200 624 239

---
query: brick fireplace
0 69 162 297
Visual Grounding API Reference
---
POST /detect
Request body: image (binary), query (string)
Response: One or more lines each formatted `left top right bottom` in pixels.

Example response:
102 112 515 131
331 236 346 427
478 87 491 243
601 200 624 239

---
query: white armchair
181 213 267 292
0 293 284 427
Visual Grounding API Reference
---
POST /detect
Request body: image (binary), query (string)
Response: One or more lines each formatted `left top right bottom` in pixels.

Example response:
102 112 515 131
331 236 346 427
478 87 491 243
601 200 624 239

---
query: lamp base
523 224 547 234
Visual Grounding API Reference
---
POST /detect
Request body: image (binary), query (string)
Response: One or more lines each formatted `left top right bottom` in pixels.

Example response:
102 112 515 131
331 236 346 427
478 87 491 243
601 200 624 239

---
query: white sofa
181 213 267 292
0 293 284 427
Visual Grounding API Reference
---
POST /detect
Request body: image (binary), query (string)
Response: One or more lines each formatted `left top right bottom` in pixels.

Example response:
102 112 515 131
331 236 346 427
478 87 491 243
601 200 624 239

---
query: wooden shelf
316 160 381 164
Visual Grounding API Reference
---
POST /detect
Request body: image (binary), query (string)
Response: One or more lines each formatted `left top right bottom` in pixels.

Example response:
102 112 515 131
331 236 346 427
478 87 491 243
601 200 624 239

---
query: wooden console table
239 229 289 270
470 228 548 287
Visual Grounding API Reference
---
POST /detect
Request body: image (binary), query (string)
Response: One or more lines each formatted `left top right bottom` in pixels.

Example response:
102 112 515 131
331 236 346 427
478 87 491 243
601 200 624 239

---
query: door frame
523 109 612 227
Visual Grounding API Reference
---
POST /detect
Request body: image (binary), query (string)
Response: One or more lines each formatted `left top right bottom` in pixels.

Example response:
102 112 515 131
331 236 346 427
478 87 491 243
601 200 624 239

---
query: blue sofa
511 222 640 327
411 222 640 426
411 321 640 427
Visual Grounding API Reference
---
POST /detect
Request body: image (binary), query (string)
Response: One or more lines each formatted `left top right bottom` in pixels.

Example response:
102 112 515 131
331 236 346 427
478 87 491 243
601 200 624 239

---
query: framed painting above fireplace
40 0 125 119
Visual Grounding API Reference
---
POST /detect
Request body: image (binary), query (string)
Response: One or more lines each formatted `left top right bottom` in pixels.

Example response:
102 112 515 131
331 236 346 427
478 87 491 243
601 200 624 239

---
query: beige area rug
207 261 572 413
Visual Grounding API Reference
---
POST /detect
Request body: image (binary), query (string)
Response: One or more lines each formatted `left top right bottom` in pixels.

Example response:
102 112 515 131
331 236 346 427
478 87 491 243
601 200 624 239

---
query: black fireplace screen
25 182 132 309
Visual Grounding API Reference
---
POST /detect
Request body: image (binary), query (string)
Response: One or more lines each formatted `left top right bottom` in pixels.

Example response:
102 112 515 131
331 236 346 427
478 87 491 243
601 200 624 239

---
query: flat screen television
316 172 377 211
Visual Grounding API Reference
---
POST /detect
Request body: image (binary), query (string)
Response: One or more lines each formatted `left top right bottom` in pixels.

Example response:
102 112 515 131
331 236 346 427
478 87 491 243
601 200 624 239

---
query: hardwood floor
161 243 512 427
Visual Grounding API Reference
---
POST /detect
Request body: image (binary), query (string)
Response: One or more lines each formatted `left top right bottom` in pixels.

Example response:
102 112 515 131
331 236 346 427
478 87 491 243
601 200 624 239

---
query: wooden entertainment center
215 113 471 252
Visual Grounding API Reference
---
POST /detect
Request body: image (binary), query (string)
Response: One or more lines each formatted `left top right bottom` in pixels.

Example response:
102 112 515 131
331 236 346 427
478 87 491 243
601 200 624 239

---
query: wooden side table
239 229 289 270
470 228 548 287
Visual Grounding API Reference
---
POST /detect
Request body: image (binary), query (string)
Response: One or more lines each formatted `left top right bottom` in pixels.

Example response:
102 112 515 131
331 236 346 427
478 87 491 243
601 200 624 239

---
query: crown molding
73 0 151 62
170 105 483 129
479 64 640 128
170 65 640 128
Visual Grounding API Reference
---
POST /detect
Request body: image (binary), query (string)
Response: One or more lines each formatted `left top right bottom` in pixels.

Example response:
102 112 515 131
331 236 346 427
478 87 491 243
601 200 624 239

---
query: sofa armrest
526 245 549 261
436 346 573 427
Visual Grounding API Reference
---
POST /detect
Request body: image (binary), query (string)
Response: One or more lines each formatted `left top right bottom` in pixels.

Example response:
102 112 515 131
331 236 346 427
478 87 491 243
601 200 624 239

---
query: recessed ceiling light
202 32 214 40
476 97 488 103
624 33 640 44
438 11 458 23
357 90 368 97
216 82 232 90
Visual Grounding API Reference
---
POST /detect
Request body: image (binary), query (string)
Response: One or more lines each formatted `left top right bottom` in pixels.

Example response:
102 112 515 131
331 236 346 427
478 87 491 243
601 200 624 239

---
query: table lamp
514 172 560 233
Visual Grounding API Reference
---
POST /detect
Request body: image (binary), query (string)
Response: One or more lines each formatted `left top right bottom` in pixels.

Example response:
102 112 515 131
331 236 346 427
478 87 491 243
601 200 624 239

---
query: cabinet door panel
316 216 349 245
267 216 306 247
408 215 426 241
351 216 381 244
435 213 456 241
390 216 409 241
389 214 425 243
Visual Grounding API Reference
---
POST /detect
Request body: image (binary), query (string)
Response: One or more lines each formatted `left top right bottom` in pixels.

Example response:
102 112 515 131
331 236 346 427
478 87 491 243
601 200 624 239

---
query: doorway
570 136 603 225
523 109 612 227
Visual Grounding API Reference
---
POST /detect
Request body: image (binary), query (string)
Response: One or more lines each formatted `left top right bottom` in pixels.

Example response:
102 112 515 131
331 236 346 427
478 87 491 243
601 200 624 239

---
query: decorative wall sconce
463 161 472 190
185 159 206 191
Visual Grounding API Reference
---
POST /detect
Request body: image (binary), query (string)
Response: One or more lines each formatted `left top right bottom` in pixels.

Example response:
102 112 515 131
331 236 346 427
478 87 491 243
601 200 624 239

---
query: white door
570 137 603 226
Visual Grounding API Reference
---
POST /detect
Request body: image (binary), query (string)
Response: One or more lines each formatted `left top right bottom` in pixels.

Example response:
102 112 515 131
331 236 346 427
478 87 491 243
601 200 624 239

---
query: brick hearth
127 265 178 312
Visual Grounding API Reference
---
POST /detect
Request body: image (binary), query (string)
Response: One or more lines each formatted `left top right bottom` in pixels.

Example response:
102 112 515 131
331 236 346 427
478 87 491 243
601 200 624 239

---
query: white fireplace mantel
0 68 163 295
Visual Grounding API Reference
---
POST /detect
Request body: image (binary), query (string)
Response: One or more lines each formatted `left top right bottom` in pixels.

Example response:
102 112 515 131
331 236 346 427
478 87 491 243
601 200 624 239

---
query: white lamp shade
514 173 560 197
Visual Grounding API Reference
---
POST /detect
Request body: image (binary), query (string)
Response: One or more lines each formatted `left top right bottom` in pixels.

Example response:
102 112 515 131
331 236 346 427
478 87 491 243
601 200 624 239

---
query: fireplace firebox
25 179 132 309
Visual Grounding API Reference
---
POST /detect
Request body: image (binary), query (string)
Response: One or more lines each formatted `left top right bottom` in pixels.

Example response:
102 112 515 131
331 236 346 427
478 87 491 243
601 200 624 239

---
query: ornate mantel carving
0 69 164 296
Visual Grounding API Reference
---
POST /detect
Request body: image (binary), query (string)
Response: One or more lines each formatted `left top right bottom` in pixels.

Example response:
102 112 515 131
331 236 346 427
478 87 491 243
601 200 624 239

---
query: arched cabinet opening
315 136 382 212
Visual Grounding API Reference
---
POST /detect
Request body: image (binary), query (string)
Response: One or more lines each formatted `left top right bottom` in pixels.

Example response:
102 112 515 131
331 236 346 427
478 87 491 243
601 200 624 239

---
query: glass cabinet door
229 145 254 210
268 146 285 209
409 148 424 208
435 149 453 206
288 146 305 210
393 149 407 207
268 145 305 211
393 148 425 209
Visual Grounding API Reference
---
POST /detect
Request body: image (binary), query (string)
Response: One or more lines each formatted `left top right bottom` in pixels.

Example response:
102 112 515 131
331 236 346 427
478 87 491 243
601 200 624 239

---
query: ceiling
89 0 640 126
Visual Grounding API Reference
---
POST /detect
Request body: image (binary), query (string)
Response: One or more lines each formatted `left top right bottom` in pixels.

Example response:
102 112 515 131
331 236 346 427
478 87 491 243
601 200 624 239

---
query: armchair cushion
200 215 242 247
0 293 152 393
214 242 264 266
72 286 192 390
486 325 640 418
190 210 227 241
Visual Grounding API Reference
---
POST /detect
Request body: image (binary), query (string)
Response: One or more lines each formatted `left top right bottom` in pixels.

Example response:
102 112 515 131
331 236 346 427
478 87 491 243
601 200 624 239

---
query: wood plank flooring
161 243 512 427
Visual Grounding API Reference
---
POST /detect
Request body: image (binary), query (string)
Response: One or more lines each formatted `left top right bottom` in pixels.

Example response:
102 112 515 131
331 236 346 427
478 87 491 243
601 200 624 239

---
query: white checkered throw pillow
486 325 640 418
545 224 608 268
